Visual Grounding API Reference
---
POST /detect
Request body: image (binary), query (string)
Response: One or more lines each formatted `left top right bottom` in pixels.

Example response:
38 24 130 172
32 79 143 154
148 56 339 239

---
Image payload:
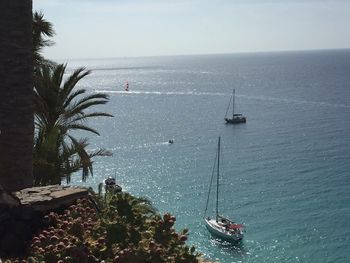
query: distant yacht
224 89 246 124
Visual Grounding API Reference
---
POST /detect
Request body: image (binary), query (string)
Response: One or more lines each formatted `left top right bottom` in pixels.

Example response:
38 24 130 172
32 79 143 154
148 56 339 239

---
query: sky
33 0 350 59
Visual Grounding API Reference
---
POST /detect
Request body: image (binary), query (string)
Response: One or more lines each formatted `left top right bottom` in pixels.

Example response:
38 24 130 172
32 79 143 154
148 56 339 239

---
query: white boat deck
205 218 243 242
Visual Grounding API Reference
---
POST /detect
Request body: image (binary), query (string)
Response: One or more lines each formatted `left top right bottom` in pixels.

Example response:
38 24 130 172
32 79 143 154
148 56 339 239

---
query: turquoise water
66 50 350 262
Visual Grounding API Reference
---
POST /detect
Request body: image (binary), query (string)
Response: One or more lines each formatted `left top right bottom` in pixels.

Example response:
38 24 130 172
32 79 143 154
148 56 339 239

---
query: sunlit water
64 50 350 262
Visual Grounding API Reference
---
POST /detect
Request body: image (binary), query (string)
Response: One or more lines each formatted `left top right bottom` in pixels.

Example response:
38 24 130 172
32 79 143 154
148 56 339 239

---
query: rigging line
216 137 220 220
203 147 218 219
224 94 232 118
218 138 226 217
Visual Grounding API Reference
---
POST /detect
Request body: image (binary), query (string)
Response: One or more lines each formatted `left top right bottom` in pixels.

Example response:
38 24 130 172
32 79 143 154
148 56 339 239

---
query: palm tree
0 0 34 191
32 11 55 70
33 64 113 185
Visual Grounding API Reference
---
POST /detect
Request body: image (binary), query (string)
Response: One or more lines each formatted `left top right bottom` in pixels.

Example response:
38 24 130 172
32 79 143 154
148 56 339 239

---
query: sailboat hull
205 218 243 242
225 117 246 124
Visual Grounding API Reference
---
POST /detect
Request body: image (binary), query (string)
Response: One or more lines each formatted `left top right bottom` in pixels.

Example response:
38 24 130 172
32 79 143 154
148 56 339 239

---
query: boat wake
107 141 172 151
95 89 225 96
95 90 350 108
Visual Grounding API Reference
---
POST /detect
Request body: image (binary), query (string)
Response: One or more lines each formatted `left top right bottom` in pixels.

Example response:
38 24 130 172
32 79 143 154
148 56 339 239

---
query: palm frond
33 11 55 38
52 64 66 93
33 11 55 70
61 68 90 100
74 93 110 107
63 89 86 109
68 136 94 181
65 124 100 135
69 112 114 123
89 149 112 158
67 100 110 118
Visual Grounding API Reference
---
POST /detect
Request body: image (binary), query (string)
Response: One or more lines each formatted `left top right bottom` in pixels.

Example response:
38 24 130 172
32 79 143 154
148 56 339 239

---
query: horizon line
49 47 350 62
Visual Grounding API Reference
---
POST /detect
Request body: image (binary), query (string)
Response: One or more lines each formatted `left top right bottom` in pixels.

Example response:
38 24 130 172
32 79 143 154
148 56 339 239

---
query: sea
64 49 350 263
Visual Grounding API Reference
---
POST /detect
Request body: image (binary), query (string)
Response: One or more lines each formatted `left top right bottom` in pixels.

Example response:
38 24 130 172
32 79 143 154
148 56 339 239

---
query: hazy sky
33 0 350 59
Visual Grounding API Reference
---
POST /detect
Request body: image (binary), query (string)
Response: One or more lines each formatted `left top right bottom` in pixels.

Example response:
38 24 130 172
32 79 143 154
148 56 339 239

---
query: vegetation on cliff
4 191 200 263
2 8 206 263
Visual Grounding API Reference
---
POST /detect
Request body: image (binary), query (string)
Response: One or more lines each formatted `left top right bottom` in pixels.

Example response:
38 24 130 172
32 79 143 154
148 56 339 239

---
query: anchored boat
224 89 246 124
204 137 244 242
98 177 122 194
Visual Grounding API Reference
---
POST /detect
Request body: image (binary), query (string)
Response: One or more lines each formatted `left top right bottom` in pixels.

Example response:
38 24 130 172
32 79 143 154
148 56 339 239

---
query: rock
0 184 20 209
14 185 89 212
0 185 89 257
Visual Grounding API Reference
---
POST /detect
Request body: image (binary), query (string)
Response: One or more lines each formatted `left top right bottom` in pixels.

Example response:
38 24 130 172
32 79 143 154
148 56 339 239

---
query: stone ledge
14 185 89 212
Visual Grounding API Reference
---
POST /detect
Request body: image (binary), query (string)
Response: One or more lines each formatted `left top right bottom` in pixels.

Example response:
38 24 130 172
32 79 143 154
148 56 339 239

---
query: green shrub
24 192 200 263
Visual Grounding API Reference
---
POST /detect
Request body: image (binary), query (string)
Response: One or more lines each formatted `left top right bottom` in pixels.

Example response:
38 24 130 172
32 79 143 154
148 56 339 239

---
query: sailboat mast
216 137 220 221
232 89 235 117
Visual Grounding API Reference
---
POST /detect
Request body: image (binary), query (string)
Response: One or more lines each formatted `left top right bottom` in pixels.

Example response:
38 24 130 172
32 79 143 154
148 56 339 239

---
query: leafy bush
15 192 200 263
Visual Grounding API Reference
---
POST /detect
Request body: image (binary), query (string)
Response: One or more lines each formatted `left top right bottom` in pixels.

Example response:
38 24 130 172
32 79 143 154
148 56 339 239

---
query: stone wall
0 185 88 257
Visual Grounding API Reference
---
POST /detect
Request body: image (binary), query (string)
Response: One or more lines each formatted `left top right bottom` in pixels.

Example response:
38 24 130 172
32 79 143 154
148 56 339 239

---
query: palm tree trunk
0 0 33 191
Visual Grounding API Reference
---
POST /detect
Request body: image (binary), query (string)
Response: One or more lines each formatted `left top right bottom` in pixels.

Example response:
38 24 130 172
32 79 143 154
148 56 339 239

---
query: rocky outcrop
0 185 89 257
15 185 89 212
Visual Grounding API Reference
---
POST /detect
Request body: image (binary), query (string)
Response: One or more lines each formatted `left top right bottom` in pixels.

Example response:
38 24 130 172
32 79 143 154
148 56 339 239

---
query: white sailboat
204 137 244 242
225 89 246 124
